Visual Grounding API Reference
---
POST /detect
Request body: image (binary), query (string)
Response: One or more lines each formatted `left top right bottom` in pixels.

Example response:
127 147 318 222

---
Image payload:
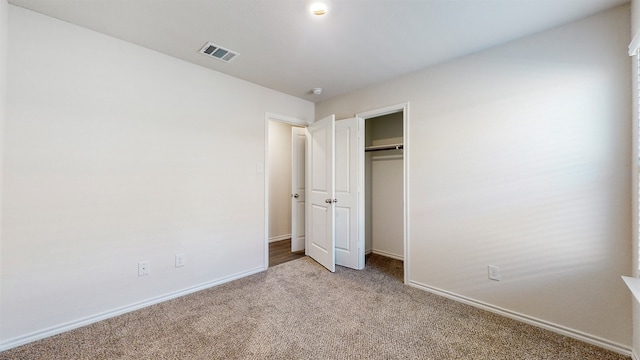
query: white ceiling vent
199 42 239 63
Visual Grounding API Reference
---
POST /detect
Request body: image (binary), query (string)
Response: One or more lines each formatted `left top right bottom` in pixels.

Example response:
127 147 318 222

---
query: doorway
364 112 404 259
364 111 405 280
264 113 309 269
357 103 409 283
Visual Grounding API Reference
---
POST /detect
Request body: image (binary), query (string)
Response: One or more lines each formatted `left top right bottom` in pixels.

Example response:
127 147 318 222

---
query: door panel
334 118 364 270
312 126 329 191
291 127 306 252
311 204 329 252
306 115 335 272
335 207 350 251
335 125 350 193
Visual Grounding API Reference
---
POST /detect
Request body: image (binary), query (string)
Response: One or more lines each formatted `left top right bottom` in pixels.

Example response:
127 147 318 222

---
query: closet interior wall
365 112 404 260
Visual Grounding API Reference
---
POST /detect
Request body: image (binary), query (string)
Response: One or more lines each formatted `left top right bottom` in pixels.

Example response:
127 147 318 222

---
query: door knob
293 194 299 198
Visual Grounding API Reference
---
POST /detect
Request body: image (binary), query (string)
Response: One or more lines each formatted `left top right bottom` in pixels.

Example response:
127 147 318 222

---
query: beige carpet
0 255 629 360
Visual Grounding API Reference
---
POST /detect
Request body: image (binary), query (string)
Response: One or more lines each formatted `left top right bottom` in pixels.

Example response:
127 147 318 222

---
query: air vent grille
199 42 239 63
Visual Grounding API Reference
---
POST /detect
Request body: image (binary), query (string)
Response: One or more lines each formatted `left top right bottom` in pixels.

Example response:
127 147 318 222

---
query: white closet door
335 117 364 270
306 115 336 272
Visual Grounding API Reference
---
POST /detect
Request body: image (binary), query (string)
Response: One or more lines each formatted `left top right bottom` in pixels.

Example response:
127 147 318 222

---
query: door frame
264 113 311 270
356 102 410 284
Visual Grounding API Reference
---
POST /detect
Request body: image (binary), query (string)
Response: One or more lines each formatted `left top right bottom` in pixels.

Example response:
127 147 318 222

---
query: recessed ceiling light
310 3 328 16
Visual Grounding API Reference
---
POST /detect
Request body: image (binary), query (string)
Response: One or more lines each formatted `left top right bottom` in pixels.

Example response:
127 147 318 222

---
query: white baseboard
0 266 265 352
632 350 639 360
408 280 632 357
269 234 291 243
371 249 404 261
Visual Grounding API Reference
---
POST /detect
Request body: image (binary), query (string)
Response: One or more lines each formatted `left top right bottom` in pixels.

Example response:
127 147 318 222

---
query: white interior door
334 117 364 270
306 115 336 272
291 126 306 252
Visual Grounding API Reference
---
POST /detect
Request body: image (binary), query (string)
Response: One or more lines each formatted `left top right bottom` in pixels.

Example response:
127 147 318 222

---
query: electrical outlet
138 261 150 276
175 254 185 268
488 265 501 281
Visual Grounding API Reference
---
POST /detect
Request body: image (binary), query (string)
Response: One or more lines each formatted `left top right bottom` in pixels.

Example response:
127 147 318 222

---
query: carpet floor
0 255 629 360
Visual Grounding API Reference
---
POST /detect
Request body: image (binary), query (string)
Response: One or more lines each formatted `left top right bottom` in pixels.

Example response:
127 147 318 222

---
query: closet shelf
623 276 640 303
365 144 403 152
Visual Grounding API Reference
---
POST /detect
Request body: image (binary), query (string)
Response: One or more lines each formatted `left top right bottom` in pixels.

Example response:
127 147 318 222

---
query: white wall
371 156 403 258
1 5 313 347
631 0 640 357
0 0 7 344
318 5 632 350
268 120 292 241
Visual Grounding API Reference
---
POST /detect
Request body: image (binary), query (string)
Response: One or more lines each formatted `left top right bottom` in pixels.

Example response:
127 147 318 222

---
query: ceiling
8 0 630 102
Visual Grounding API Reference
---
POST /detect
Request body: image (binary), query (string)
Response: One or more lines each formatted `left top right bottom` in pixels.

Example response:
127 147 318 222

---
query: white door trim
264 113 311 270
356 102 410 284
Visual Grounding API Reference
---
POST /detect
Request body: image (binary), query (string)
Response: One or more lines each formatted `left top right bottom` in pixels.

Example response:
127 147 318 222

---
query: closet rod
364 144 404 152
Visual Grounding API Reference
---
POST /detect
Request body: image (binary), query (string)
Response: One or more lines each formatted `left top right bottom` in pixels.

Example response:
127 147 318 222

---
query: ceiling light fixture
310 3 328 16
312 88 323 95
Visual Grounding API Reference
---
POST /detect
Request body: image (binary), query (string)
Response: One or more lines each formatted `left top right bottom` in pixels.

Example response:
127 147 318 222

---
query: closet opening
363 110 405 283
